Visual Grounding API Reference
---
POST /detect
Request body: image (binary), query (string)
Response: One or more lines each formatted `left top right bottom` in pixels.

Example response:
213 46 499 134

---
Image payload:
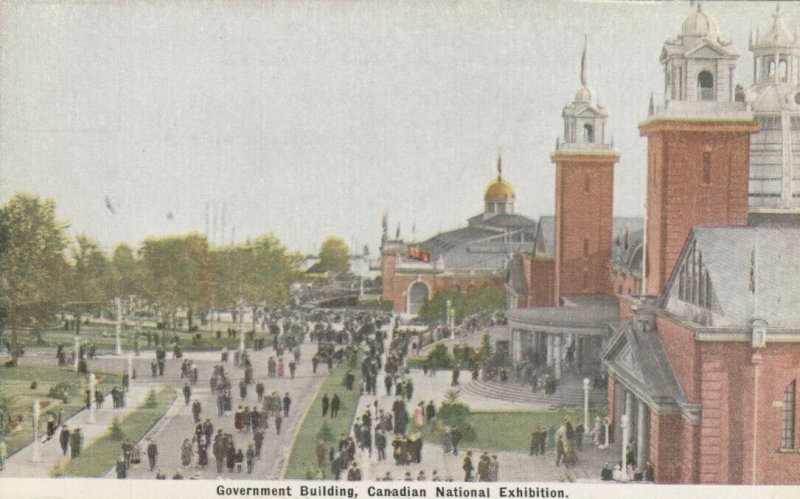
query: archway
697 71 714 101
407 282 430 315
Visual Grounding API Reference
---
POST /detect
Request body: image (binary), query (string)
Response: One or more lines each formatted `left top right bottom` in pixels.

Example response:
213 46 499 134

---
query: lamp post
73 335 80 371
620 414 630 481
583 377 591 431
127 353 134 384
601 417 610 449
114 297 123 355
238 301 245 353
87 372 96 424
31 400 41 462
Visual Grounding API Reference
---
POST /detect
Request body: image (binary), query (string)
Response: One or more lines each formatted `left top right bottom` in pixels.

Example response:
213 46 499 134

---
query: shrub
48 382 71 403
436 389 476 441
144 389 158 408
316 422 335 443
426 343 451 369
109 416 125 440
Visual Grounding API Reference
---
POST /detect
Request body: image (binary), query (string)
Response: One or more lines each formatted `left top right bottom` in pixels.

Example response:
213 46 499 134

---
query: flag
381 213 388 233
580 34 587 86
396 223 401 240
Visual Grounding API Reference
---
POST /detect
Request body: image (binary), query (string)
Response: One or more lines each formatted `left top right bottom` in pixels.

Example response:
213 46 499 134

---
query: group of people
461 451 500 482
528 417 584 468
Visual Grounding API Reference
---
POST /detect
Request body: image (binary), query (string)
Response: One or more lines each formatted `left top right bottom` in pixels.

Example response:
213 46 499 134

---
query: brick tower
641 4 759 295
552 40 620 302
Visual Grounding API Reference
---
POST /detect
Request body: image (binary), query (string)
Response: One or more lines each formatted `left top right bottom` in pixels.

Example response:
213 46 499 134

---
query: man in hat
147 439 159 471
59 425 70 456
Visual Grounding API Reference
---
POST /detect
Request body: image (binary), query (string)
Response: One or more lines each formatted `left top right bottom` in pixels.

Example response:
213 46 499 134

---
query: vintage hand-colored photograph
0 1 798 498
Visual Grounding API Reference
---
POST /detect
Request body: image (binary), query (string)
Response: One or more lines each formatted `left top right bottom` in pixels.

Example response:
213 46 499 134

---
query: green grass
51 386 176 477
420 410 595 452
0 366 121 455
283 353 363 479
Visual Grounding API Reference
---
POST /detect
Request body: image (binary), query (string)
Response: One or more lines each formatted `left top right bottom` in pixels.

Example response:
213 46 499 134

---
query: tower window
583 238 589 258
584 172 591 193
782 381 796 449
768 60 776 81
697 71 714 101
701 150 712 185
583 124 594 143
780 60 789 83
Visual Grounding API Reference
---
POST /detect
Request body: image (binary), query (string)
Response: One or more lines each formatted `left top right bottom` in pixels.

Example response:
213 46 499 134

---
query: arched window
698 71 714 101
768 60 776 80
583 124 594 143
780 60 789 82
782 381 796 449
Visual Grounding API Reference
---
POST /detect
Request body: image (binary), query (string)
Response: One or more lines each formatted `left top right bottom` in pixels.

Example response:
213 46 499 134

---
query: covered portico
506 294 619 379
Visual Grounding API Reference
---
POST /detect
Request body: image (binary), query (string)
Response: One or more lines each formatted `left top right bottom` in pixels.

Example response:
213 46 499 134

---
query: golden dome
484 176 515 201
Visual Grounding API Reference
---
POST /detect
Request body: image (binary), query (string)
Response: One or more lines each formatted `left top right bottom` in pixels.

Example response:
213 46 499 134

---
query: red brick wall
382 269 504 313
641 120 757 295
553 153 618 301
618 296 634 320
609 268 641 297
649 412 684 483
607 376 616 443
655 315 698 401
528 257 555 306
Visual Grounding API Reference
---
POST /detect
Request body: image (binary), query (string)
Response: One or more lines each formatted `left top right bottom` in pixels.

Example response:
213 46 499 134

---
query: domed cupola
484 154 515 215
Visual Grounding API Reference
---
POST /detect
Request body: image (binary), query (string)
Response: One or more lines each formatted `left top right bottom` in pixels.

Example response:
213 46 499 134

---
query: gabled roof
603 320 686 412
534 215 556 257
467 212 536 229
662 226 800 327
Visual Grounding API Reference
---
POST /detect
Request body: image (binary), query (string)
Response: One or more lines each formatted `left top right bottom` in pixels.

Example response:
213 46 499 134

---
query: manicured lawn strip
420 410 595 452
0 366 121 456
283 353 363 479
52 386 177 477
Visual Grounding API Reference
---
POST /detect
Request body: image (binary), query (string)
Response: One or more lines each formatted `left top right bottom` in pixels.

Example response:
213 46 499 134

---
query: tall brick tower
641 5 759 295
552 40 620 302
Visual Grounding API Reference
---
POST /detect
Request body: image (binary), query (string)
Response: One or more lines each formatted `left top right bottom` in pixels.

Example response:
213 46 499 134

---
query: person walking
275 413 282 434
181 439 193 467
331 394 340 418
192 400 202 423
116 455 127 479
147 439 159 471
321 394 329 417
70 428 82 458
282 393 291 417
183 383 192 405
462 451 474 482
245 443 255 474
59 425 70 456
253 429 264 459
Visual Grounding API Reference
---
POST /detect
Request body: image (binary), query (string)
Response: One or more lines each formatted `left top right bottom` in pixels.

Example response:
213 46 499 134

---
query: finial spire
580 34 588 87
496 151 503 180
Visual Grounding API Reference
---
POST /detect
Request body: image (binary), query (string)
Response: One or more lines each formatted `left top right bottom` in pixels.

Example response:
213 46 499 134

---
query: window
780 60 789 83
698 71 714 101
702 150 712 185
582 270 588 291
584 172 591 193
678 243 714 309
782 381 796 449
583 124 594 143
768 60 776 80
583 238 589 258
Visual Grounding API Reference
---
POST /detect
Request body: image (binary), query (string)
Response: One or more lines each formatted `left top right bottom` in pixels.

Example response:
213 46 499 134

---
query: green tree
213 234 301 331
318 236 349 273
0 194 68 364
463 285 505 316
66 234 112 330
110 243 143 298
140 233 214 331
419 287 464 324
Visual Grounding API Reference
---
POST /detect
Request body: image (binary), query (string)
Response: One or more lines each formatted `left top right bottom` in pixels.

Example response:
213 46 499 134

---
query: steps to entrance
463 378 606 409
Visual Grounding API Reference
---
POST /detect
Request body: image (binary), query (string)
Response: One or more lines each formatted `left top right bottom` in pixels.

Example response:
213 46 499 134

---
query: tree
110 243 143 298
0 194 68 365
463 285 505 316
213 234 302 332
419 287 464 324
318 236 349 273
140 233 214 331
66 234 112 331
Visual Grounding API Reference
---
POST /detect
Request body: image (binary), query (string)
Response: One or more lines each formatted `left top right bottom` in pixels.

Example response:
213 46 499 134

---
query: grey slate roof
506 296 619 332
663 226 800 327
468 212 537 229
506 253 528 296
534 216 556 257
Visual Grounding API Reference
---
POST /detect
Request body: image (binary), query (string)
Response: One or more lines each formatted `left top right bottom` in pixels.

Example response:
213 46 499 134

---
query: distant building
381 159 536 314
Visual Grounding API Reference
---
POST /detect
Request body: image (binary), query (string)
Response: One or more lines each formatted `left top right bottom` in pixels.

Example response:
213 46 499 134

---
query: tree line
0 193 304 365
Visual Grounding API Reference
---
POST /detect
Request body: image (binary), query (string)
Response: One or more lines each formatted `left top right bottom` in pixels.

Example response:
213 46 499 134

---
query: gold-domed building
380 156 537 314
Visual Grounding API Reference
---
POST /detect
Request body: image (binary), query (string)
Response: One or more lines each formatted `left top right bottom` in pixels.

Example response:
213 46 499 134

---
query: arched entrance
407 282 430 315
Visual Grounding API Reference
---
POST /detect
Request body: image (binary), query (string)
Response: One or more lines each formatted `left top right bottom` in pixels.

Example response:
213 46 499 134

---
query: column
88 372 96 424
620 415 630 481
553 334 562 380
546 334 554 367
238 303 245 352
31 400 41 462
636 400 649 467
114 296 122 355
127 354 134 384
583 378 591 430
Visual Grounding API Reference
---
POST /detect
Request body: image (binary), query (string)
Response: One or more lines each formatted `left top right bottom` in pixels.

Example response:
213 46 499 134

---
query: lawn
283 352 363 479
420 409 596 452
51 386 176 477
0 366 121 456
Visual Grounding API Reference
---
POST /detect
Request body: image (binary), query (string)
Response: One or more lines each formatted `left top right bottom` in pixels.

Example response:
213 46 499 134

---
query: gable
685 41 736 60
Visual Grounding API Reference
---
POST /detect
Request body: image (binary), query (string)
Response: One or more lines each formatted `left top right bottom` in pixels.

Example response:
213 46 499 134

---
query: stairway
463 378 606 409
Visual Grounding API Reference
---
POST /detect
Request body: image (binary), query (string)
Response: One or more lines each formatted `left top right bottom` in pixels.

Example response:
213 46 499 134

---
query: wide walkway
3 383 150 477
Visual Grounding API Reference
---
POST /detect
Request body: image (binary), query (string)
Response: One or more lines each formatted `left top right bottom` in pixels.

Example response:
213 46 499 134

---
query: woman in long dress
181 439 193 467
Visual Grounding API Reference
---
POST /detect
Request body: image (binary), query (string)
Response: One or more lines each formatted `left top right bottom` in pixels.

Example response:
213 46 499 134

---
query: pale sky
0 1 789 255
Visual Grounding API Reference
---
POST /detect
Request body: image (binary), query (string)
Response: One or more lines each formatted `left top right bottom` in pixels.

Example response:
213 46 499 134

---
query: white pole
583 378 591 430
128 353 134 385
31 400 41 462
601 417 610 449
88 373 96 424
238 302 245 353
620 414 630 481
73 335 80 371
114 297 122 355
